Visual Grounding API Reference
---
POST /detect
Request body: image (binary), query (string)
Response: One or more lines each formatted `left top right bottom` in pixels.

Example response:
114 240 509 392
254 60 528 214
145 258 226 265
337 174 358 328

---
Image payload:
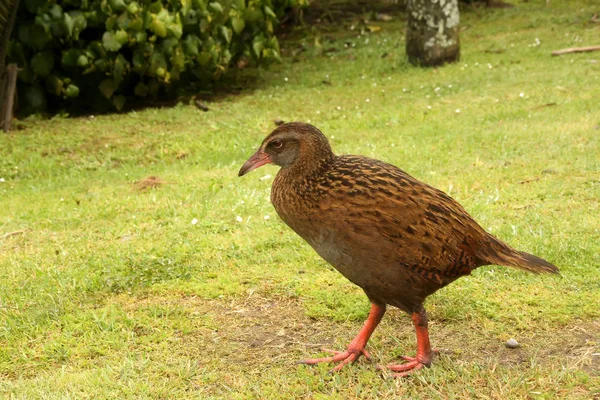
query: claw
297 347 370 372
378 356 427 377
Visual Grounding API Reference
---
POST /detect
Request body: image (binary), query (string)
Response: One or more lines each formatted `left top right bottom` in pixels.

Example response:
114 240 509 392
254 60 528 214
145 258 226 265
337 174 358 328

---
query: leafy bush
9 0 304 114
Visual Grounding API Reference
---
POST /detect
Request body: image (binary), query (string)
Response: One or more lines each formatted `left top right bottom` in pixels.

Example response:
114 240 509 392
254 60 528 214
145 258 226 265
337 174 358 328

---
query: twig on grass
551 46 600 56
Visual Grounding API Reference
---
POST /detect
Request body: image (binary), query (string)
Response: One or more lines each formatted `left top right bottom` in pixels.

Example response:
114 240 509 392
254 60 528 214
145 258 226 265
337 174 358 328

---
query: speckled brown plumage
239 122 558 376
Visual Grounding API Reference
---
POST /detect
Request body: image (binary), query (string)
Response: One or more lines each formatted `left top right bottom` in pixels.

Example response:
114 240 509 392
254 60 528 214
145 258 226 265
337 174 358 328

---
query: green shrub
9 0 304 114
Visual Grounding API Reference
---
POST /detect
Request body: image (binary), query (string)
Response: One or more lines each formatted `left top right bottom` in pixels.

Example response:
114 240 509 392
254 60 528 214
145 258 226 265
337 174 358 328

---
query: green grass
1 1 599 398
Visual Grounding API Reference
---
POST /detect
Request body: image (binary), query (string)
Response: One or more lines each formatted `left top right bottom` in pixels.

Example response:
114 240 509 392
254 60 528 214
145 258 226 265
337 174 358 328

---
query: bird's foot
297 347 371 372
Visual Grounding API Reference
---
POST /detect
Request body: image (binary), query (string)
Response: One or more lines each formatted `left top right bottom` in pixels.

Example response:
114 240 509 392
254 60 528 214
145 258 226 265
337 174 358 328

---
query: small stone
505 338 520 348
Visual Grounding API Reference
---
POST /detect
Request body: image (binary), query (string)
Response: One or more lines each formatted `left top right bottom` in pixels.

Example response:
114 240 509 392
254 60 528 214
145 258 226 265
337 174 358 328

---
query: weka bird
238 122 558 376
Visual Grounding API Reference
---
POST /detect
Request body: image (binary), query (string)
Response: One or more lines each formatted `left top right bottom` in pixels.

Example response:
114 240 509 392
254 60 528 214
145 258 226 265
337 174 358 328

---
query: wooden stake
1 63 18 132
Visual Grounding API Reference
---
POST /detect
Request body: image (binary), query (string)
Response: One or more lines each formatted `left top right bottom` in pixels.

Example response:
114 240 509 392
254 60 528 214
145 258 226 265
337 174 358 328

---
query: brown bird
238 122 558 376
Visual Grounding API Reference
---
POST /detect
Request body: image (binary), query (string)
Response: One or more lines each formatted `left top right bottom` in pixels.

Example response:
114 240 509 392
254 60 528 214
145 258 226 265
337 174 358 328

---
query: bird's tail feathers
480 236 559 274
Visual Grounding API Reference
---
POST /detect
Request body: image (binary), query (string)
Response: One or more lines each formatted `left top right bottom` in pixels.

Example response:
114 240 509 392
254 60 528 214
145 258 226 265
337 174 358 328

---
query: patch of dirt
133 176 167 191
125 294 600 376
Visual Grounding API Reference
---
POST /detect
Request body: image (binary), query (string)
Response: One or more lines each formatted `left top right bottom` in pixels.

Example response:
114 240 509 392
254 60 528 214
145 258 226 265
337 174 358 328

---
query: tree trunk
406 0 460 67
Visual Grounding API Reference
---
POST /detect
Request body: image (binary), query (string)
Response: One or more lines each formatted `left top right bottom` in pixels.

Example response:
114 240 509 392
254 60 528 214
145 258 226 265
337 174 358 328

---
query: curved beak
238 150 272 177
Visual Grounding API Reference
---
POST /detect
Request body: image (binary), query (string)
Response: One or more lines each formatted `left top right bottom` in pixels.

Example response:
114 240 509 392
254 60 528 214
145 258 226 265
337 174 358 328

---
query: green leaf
65 84 80 98
115 30 129 45
134 82 149 97
244 7 263 23
208 2 223 14
77 55 89 67
109 0 127 12
232 0 245 10
31 51 54 77
167 13 183 39
130 17 144 31
113 54 129 79
182 35 201 57
148 1 163 13
94 59 109 72
252 37 265 59
264 6 276 19
113 95 126 111
127 2 140 14
63 12 74 36
132 49 148 73
99 79 117 99
180 0 192 14
25 86 47 110
49 4 63 20
103 31 123 51
19 24 52 49
134 31 147 43
61 49 82 67
231 16 245 34
150 18 167 37
45 75 64 96
220 26 231 43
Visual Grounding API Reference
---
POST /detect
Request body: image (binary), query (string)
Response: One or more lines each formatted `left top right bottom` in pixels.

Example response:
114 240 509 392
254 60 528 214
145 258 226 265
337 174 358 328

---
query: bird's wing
314 156 486 281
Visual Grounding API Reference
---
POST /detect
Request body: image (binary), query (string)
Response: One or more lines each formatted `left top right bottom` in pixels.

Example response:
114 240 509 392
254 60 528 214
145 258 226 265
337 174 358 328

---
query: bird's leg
298 303 386 372
382 307 433 377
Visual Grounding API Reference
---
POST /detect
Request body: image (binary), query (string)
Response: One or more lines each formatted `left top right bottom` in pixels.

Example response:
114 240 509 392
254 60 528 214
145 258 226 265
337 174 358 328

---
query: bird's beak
238 150 272 177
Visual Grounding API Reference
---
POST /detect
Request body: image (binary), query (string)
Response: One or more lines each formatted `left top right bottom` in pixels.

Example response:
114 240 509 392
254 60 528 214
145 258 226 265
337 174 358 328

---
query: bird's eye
272 139 283 149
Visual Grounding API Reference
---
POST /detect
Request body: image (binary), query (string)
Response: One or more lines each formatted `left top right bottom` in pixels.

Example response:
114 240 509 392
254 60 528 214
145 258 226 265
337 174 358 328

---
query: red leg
381 307 433 377
298 303 386 372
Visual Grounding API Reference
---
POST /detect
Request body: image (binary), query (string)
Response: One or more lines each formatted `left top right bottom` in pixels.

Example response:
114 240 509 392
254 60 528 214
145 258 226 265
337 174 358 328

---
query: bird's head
238 122 334 177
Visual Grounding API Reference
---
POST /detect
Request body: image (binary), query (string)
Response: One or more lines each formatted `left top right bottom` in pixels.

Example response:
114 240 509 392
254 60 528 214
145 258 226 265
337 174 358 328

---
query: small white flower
307 119 311 123
0 178 4 182
448 84 453 88
191 218 198 225
264 215 270 220
434 87 440 92
463 64 468 68
427 105 432 110
236 216 243 222
336 106 341 110
487 63 493 69
519 92 525 98
316 110 321 114
284 77 288 82
330 135 335 139
402 88 408 92
366 98 370 102
60 198 64 202
455 109 461 113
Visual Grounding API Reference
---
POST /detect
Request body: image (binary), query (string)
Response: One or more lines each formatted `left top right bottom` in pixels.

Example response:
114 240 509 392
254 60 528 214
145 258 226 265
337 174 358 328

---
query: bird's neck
278 153 336 185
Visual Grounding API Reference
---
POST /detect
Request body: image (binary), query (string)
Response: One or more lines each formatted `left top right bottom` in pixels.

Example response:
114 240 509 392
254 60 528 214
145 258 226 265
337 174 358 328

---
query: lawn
1 1 599 398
